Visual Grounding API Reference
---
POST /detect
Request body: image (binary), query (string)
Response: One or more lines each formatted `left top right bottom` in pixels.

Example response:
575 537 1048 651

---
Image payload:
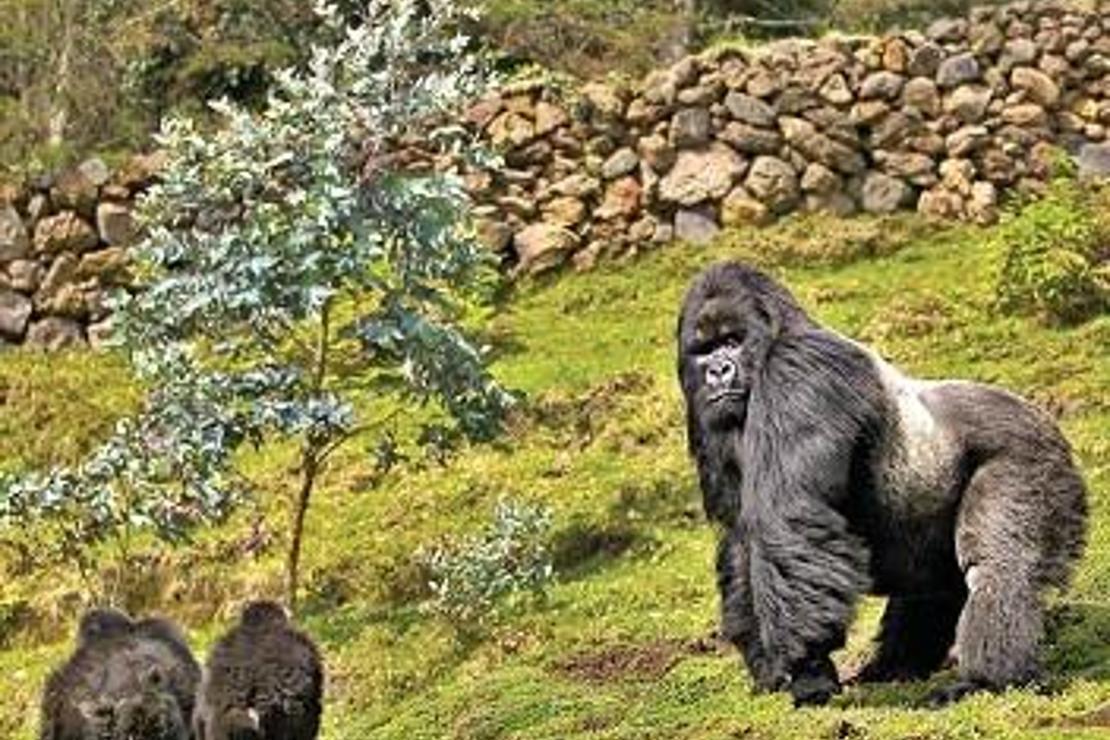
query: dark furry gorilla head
677 262 807 433
77 607 134 646
241 600 289 629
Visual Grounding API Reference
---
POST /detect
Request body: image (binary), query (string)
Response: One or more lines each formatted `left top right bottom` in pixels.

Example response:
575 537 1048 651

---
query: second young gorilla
40 607 200 740
194 601 324 740
677 262 1088 706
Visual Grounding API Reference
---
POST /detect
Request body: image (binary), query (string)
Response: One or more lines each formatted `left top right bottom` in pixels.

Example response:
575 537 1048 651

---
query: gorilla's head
678 262 806 431
240 600 288 629
77 607 133 647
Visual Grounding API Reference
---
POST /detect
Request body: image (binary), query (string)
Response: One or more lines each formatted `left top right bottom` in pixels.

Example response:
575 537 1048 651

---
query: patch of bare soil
553 635 728 684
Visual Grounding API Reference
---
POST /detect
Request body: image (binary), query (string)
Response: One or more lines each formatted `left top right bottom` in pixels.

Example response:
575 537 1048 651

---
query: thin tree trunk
286 447 319 611
285 300 333 611
48 0 74 146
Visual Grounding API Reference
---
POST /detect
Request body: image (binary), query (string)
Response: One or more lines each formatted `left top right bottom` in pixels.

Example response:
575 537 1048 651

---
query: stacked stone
453 0 1110 274
0 154 159 349
7 1 1110 338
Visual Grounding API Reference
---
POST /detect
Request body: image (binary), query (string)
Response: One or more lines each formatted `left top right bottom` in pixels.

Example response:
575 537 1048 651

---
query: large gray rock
936 52 981 88
903 77 941 116
860 71 906 100
674 206 720 244
513 223 579 275
724 92 777 127
907 42 944 78
780 117 866 174
946 125 990 157
744 156 800 214
0 204 30 262
670 107 712 148
861 172 911 213
1000 38 1038 68
659 144 747 207
944 85 993 123
601 148 640 179
1077 142 1110 179
717 122 783 155
801 163 842 194
879 151 936 182
0 289 32 340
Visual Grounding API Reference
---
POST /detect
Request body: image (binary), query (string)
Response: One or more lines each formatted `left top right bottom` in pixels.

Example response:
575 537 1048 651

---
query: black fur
40 608 200 739
678 262 1088 706
194 601 324 740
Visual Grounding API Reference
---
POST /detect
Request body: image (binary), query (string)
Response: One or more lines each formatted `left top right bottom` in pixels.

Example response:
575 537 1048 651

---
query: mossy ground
0 210 1108 739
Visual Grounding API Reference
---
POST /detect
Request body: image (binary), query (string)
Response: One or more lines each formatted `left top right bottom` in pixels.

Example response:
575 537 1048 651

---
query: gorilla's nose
706 357 736 388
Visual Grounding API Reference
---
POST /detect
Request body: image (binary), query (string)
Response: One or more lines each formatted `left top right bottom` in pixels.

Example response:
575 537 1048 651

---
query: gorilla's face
680 287 776 432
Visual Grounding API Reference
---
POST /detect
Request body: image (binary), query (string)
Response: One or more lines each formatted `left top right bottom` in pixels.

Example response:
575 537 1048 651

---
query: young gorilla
194 601 324 740
677 262 1088 707
40 607 201 740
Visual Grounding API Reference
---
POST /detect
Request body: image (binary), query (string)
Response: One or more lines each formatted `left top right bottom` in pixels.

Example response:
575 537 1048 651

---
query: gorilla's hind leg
931 458 1068 705
855 591 964 684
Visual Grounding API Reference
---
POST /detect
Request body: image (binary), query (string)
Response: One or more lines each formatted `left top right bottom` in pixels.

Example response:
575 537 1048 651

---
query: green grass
0 209 1108 738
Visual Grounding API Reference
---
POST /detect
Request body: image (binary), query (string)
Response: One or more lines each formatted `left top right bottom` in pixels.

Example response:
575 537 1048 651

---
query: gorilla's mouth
705 389 749 430
708 389 748 405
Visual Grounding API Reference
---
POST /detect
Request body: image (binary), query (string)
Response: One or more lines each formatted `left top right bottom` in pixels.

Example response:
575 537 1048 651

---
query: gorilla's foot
925 679 989 708
851 659 935 685
790 673 841 707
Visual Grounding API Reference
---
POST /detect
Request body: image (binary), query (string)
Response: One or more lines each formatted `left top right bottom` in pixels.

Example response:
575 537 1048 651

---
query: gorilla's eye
721 332 744 348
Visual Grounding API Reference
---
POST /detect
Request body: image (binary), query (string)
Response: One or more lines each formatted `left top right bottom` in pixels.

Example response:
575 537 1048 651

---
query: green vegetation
0 202 1107 737
0 0 513 613
993 179 1110 326
1 0 1020 177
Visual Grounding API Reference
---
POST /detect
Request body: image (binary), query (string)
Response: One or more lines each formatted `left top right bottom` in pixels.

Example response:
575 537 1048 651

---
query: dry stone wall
0 153 162 349
4 1 1110 346
454 0 1110 274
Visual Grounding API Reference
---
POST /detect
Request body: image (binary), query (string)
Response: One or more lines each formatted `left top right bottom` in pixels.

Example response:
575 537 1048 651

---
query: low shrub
417 499 555 630
993 179 1110 325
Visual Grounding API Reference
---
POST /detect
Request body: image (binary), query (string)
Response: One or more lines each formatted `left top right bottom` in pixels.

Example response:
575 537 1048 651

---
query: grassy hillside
0 210 1108 739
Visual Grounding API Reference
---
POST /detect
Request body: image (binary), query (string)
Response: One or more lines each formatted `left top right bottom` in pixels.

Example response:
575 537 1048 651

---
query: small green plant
418 499 555 630
993 179 1110 325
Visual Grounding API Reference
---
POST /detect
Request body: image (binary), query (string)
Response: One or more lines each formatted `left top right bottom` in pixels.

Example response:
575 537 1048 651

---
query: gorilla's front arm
737 332 880 703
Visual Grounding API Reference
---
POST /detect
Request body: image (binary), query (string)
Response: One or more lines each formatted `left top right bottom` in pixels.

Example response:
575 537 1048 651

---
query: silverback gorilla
677 262 1088 707
40 607 200 739
194 601 323 740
